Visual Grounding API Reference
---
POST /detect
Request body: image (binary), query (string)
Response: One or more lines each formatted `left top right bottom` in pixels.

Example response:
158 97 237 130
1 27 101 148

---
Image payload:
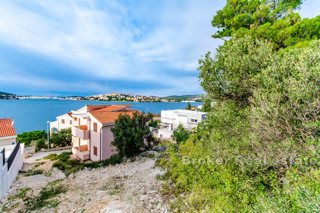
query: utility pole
47 121 50 149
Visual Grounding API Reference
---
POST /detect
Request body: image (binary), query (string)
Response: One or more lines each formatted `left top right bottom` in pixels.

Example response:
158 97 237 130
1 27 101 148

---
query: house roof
0 118 16 137
91 105 128 112
86 105 112 112
67 112 73 118
89 106 137 124
57 112 73 119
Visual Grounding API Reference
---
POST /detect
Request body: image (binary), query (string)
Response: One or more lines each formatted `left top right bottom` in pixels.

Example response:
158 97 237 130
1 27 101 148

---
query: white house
49 112 73 134
0 118 24 198
158 109 207 139
50 105 136 162
0 118 17 147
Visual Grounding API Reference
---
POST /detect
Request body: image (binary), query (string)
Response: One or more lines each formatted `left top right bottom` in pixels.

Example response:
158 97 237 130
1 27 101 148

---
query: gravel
2 153 169 213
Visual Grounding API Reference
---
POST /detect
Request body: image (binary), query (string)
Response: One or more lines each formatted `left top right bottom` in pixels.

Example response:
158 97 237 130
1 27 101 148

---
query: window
93 146 98 156
191 119 198 123
70 120 72 125
93 122 98 132
61 119 65 124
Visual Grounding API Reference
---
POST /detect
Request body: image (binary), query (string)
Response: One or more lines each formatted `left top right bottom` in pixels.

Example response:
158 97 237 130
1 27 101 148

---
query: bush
148 120 159 128
17 130 46 147
43 154 58 161
35 139 47 151
172 125 190 144
50 128 72 148
111 112 157 158
160 38 320 212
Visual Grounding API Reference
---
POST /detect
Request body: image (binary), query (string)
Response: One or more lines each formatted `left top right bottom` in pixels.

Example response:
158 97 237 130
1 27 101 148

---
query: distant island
0 91 16 99
9 92 202 102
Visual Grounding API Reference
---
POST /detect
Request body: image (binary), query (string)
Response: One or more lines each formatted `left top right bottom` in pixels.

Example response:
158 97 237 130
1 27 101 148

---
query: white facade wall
50 114 73 133
160 110 207 130
0 143 24 198
0 136 17 147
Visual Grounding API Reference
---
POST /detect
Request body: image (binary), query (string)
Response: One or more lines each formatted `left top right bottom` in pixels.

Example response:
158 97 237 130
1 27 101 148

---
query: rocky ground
1 152 169 213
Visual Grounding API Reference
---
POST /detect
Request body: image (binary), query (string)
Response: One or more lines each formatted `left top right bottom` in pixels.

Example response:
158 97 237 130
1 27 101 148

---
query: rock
152 146 167 152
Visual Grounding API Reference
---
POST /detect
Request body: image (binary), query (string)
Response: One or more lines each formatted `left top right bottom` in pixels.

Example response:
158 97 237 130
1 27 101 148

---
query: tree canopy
50 128 72 148
111 112 156 158
212 0 320 48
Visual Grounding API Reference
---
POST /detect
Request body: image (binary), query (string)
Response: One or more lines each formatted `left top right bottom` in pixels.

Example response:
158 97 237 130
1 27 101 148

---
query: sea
0 99 202 133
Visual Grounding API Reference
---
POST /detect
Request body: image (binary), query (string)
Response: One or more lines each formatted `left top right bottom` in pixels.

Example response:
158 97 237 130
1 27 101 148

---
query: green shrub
50 152 121 176
35 139 47 151
17 130 46 147
50 128 72 147
21 169 44 177
161 38 320 212
57 152 72 162
111 112 157 158
172 124 190 144
43 153 58 160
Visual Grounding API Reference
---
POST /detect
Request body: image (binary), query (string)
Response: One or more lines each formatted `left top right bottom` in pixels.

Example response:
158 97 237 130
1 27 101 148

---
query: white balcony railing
72 125 90 140
72 146 90 161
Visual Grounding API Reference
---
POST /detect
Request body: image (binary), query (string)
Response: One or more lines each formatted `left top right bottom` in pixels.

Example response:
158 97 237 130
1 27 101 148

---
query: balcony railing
72 145 90 161
72 125 90 140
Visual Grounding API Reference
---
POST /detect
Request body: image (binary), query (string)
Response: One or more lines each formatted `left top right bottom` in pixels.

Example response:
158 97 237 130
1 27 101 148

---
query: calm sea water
0 99 201 133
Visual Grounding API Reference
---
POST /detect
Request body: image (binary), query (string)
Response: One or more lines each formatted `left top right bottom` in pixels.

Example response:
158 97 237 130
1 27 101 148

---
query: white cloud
0 0 224 95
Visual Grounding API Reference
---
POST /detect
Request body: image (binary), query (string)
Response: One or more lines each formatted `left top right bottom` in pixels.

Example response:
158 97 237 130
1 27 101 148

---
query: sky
0 0 319 97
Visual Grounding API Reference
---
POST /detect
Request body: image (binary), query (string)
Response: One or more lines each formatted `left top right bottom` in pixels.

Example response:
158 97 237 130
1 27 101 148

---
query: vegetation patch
17 130 47 151
2 181 65 213
7 188 31 201
100 177 124 196
20 169 44 177
23 179 66 212
50 128 72 147
111 112 158 158
43 153 59 161
47 152 122 176
158 0 320 212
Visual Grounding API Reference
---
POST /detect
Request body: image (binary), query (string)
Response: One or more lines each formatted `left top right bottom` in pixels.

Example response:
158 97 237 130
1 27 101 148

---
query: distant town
0 91 202 102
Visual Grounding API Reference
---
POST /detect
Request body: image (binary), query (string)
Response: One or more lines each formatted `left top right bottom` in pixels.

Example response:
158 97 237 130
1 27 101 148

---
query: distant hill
163 95 203 102
0 91 16 99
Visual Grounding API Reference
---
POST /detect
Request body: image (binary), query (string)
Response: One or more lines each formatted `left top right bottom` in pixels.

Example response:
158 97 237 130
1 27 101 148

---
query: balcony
72 125 90 140
72 145 90 161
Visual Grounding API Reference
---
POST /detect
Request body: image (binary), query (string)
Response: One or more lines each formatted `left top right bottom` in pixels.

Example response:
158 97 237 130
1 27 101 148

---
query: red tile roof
86 105 131 112
92 105 128 112
67 112 73 118
86 105 112 112
90 110 137 124
89 105 137 124
0 118 16 137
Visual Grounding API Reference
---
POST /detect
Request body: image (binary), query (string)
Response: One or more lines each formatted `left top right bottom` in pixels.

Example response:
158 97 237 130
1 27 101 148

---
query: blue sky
0 0 319 96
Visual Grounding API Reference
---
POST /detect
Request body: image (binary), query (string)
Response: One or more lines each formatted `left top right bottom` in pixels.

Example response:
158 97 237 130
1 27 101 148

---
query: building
51 105 136 162
49 112 73 134
0 118 17 147
0 118 24 198
158 109 207 139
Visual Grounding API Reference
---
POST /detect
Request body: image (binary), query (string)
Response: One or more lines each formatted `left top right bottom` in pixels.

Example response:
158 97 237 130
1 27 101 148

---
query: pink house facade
70 105 135 161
